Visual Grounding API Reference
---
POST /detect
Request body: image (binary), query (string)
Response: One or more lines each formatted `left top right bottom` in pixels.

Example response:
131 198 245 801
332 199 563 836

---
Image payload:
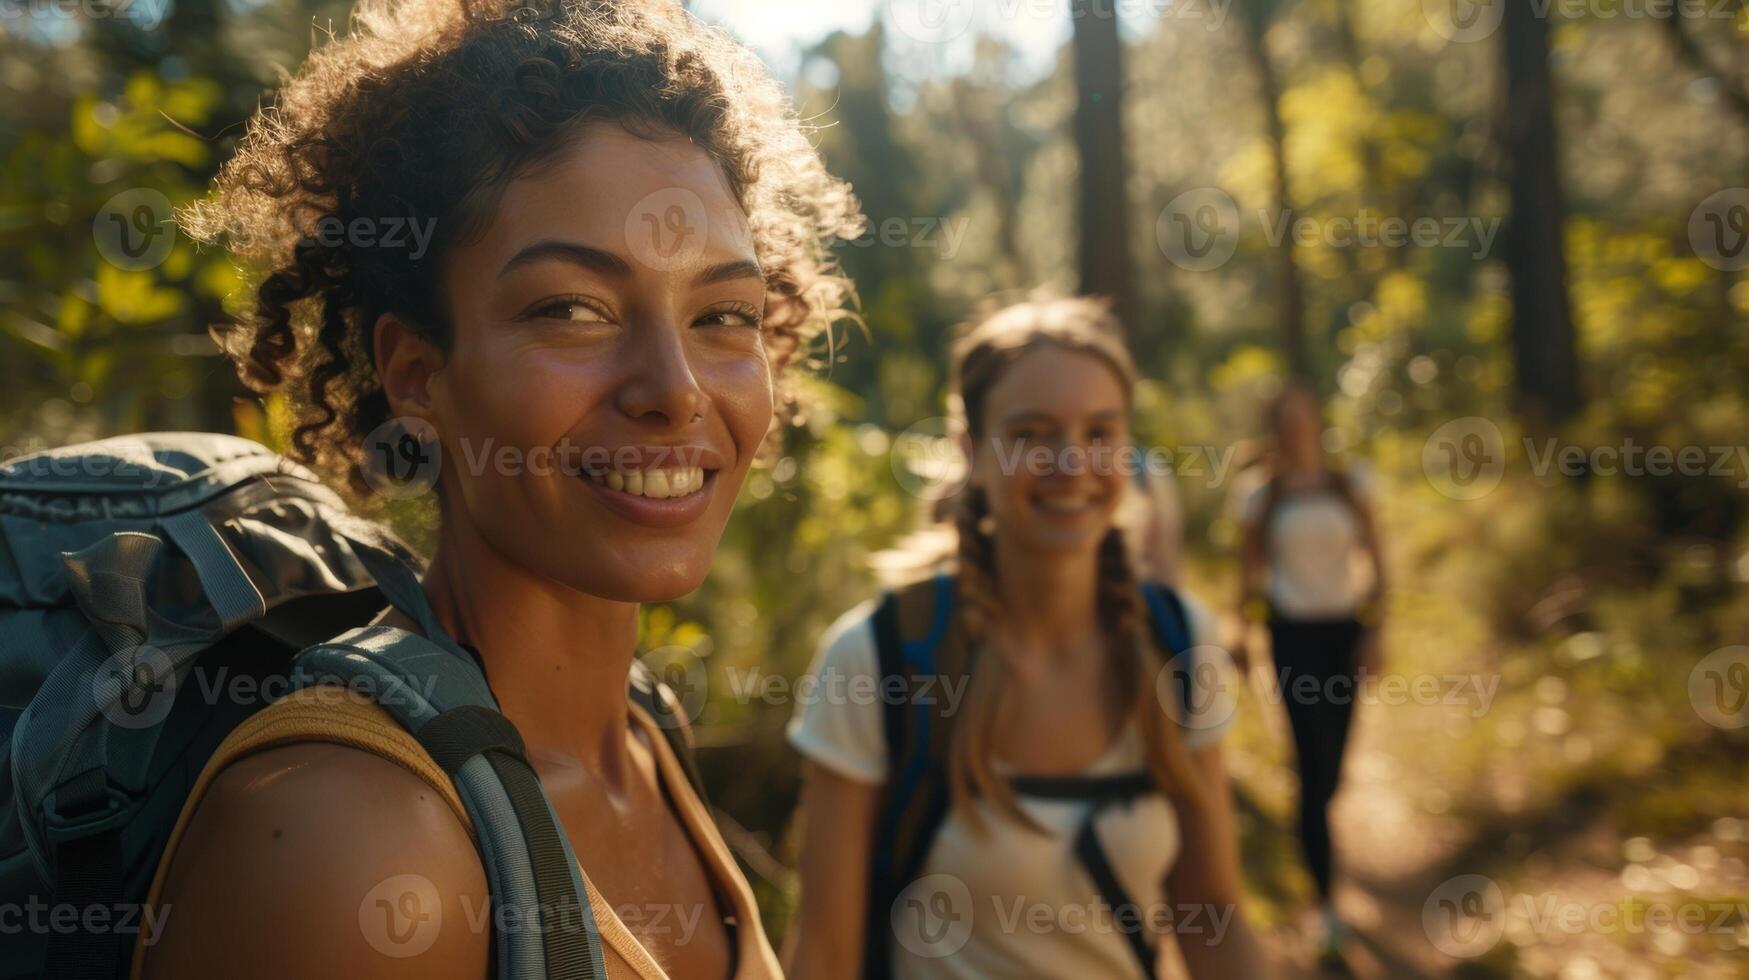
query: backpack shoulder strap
133 685 478 966
1139 579 1198 725
863 571 958 980
627 659 708 805
291 626 608 980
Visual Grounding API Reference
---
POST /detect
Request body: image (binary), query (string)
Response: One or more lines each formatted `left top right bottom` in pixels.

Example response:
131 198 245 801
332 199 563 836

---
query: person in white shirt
1231 381 1388 962
784 298 1269 979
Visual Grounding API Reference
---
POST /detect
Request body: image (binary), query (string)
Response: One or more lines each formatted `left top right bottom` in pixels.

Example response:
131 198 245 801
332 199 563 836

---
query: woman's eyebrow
694 258 765 286
497 240 634 280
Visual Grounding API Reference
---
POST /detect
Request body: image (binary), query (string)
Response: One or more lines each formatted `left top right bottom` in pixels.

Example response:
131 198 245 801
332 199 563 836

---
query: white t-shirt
787 592 1232 980
1238 465 1375 620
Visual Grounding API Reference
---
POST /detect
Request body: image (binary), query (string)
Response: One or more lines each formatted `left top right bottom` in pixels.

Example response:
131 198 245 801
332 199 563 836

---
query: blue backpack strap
864 571 955 980
885 571 954 840
292 627 606 980
1140 579 1198 723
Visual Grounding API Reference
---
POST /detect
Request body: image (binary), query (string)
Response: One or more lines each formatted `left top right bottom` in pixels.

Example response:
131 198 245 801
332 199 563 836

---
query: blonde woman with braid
784 298 1268 979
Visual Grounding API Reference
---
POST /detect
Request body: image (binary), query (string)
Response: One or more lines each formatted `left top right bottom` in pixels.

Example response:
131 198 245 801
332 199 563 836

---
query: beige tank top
129 686 781 979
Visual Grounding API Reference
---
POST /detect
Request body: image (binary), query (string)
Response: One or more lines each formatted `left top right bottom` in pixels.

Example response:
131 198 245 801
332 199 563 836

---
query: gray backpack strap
292 627 607 980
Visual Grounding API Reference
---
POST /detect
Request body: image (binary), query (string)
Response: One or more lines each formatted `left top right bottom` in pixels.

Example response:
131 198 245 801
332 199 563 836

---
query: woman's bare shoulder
139 741 489 980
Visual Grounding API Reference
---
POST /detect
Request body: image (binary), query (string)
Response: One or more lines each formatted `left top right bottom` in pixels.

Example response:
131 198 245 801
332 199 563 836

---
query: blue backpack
0 433 691 979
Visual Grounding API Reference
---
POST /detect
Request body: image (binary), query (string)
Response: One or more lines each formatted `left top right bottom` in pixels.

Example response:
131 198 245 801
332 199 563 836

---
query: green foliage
3 1 1745 964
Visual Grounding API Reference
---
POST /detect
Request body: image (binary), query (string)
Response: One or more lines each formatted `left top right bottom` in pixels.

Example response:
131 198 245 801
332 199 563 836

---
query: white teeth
587 467 705 499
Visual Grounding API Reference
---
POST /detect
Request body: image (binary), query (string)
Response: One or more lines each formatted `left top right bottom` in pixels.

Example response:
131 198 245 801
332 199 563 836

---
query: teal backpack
0 432 690 979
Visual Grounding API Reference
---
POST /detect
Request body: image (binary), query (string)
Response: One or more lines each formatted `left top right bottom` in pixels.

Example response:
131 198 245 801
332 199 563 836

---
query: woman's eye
528 298 610 323
694 303 763 329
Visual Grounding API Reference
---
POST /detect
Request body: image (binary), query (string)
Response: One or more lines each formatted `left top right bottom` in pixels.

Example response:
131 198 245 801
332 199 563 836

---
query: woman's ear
373 313 442 418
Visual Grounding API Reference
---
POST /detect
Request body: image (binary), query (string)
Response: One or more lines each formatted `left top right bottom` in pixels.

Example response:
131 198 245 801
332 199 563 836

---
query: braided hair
938 297 1208 832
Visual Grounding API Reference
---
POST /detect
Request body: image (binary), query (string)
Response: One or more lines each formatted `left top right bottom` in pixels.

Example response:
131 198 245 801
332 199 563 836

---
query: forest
3 0 1747 976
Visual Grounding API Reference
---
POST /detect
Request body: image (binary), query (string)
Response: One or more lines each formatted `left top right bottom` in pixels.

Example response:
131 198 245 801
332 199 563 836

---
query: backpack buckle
43 769 137 843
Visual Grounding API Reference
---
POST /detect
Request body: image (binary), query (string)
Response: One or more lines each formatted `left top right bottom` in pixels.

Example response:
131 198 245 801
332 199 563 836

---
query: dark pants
1268 617 1365 901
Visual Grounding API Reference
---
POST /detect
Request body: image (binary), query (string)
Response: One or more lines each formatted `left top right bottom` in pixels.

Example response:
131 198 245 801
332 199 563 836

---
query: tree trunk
1238 0 1309 380
1501 1 1583 426
1069 0 1136 328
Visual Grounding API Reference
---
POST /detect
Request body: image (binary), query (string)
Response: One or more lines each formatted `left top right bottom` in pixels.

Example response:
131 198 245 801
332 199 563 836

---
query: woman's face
968 346 1132 556
393 125 774 602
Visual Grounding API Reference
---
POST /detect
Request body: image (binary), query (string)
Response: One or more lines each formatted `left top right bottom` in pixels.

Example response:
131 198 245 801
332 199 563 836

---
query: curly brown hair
183 0 860 494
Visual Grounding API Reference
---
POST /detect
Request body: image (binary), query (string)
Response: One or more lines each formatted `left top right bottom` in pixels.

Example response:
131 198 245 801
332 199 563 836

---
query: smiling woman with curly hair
135 1 859 977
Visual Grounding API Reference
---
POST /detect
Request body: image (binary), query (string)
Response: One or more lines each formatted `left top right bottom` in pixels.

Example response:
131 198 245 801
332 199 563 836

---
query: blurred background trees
4 1 1747 974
